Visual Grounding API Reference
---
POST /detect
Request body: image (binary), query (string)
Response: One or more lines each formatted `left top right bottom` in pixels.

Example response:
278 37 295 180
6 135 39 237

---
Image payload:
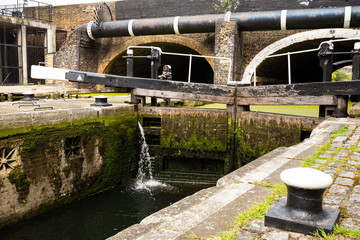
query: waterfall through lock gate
134 122 169 190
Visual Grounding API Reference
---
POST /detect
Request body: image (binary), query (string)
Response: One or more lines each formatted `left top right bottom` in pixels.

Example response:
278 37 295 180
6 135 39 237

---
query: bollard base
265 198 340 235
90 102 112 107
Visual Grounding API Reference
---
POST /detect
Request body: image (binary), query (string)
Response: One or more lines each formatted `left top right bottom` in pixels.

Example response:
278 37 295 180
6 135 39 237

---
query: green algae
8 165 30 203
3 113 139 205
161 130 226 153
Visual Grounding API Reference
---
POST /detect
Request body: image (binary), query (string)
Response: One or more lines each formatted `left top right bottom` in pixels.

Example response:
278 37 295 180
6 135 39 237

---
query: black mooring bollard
23 92 39 101
90 95 112 107
265 167 340 235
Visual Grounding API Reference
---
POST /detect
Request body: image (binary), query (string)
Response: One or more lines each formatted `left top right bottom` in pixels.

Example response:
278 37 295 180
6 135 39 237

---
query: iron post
352 42 360 80
351 42 360 102
126 49 134 77
150 48 161 106
318 42 334 82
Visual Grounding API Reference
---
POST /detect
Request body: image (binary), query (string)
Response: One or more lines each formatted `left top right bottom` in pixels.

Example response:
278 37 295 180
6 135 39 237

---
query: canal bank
109 118 360 240
0 94 319 228
0 89 358 239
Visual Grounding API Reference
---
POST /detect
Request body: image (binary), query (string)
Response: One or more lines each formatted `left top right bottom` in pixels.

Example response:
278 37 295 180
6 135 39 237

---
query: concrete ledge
0 105 135 137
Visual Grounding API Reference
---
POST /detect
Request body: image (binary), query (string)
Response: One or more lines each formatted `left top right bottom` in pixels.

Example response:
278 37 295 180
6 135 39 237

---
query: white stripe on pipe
224 11 231 22
87 21 96 40
344 6 352 28
281 10 287 31
174 16 181 34
128 19 135 37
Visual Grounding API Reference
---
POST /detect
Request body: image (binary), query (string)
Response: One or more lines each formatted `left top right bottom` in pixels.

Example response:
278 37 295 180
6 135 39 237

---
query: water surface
0 184 205 240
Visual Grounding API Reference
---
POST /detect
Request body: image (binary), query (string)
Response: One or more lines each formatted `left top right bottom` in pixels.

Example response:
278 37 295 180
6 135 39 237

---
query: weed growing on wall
211 0 240 13
184 183 287 239
7 165 30 203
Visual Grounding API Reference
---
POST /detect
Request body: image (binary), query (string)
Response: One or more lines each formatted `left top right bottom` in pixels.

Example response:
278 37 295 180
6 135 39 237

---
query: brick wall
34 0 352 36
25 2 116 36
51 0 353 87
115 0 353 20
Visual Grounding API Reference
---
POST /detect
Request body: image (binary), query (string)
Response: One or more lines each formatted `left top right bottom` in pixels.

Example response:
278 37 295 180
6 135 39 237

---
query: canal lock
140 116 225 186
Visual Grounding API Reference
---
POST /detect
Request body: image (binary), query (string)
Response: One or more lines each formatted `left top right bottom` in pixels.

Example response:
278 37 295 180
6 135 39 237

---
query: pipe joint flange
87 21 96 41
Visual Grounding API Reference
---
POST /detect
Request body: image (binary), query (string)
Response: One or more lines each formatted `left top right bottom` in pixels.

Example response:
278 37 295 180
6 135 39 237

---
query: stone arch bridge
51 0 360 89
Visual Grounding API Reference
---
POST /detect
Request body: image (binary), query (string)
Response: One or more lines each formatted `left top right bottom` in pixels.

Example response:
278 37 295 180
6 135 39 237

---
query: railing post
352 42 360 80
150 48 161 106
318 42 334 82
126 49 134 77
254 67 257 86
287 52 291 84
188 54 193 83
351 42 360 102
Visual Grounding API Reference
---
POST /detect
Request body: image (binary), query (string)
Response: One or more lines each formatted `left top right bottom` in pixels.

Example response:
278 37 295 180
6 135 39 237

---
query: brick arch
241 29 360 84
98 35 214 74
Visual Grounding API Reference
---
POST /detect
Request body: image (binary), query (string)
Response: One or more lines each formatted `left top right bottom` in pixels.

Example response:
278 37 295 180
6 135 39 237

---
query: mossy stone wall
140 107 314 174
0 113 138 228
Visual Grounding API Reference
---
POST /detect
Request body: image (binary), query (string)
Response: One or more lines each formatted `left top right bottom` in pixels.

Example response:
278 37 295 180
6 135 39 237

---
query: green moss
5 113 138 202
63 165 71 178
98 119 139 189
232 129 272 167
207 183 287 240
332 125 350 139
314 225 360 239
302 142 332 168
0 127 33 139
48 165 62 195
161 131 226 153
8 165 30 203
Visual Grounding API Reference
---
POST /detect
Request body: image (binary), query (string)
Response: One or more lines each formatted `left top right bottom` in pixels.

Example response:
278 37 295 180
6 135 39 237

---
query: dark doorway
106 43 214 84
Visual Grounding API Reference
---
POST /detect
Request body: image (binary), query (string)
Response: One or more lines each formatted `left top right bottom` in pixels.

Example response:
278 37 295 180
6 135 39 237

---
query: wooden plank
236 81 360 97
66 71 234 97
237 95 337 105
65 70 360 105
133 88 234 104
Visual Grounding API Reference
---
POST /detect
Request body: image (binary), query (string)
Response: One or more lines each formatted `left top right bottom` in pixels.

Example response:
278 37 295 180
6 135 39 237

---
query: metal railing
127 46 233 84
0 0 52 22
251 37 360 86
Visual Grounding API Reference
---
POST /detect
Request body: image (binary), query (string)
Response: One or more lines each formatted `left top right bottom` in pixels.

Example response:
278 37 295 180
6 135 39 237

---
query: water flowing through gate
134 122 168 190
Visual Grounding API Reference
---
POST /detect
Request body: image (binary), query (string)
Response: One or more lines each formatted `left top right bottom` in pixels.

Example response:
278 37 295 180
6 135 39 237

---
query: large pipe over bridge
84 6 360 39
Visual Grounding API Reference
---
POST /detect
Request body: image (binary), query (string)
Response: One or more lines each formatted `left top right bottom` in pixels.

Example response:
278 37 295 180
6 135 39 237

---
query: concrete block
31 109 71 126
334 177 354 187
262 230 289 240
340 218 360 231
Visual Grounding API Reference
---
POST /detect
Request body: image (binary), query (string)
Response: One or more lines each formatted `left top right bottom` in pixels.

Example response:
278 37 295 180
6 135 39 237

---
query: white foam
133 179 171 191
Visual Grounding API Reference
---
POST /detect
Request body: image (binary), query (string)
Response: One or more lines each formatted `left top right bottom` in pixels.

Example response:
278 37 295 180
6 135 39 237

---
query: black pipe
81 6 360 38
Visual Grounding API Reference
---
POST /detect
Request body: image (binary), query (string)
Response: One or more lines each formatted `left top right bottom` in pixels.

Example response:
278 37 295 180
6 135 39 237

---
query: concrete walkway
109 118 360 240
0 85 86 95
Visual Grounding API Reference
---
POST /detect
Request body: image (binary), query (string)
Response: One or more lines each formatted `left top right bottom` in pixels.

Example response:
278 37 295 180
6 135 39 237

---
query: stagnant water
0 184 205 240
0 122 209 239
